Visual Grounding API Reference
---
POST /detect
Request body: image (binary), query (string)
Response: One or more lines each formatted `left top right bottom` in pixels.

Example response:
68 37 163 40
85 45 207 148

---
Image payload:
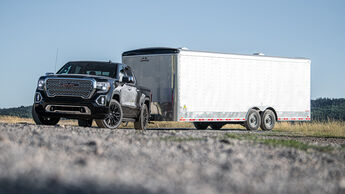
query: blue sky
0 0 344 108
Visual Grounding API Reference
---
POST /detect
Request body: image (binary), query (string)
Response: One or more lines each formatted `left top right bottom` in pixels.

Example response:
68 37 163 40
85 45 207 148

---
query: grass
224 133 334 152
0 116 77 125
274 121 345 138
0 116 344 138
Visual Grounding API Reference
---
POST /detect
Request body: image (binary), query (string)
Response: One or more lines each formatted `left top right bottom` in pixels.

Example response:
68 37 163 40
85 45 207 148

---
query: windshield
57 62 117 78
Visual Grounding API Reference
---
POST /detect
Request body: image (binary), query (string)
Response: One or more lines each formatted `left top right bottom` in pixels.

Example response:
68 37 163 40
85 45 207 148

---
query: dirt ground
0 123 344 194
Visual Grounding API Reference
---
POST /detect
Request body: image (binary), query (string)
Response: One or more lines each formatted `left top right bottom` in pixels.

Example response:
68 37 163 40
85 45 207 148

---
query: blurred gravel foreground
0 123 344 194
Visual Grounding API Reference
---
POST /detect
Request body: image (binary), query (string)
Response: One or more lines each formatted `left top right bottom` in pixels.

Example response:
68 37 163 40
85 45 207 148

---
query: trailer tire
260 110 276 131
210 123 225 130
193 122 209 130
244 109 261 131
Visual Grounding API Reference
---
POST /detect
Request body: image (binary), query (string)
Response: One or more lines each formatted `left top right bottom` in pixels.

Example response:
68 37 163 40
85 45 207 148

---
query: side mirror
122 76 129 83
121 76 134 83
128 76 134 83
45 72 54 76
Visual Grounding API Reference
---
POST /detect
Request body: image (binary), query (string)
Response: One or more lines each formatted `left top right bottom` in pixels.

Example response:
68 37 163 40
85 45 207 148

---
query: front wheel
134 104 149 130
32 105 60 125
95 100 123 129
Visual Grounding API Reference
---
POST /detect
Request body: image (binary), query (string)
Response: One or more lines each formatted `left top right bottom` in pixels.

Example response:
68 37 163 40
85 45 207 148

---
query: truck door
119 68 138 117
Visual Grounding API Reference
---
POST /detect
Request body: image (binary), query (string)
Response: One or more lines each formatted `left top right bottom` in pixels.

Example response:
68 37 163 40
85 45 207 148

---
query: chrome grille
45 78 95 99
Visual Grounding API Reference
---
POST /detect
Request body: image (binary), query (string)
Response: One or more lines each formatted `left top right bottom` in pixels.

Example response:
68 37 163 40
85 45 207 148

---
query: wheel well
265 107 278 121
246 107 277 121
245 107 261 120
144 99 150 113
112 94 120 102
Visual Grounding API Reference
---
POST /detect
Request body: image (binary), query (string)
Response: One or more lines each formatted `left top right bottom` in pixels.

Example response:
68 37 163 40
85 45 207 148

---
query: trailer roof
122 47 310 60
122 47 180 56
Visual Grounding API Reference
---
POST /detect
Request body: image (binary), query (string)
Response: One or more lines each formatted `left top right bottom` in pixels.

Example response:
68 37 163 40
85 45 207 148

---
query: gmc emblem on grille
60 82 79 88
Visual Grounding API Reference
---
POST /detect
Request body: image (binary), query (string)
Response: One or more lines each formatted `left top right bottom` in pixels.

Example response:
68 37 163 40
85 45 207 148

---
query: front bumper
34 91 110 119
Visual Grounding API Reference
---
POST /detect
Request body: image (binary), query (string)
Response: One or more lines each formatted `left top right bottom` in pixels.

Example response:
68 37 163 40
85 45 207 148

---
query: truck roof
122 47 310 61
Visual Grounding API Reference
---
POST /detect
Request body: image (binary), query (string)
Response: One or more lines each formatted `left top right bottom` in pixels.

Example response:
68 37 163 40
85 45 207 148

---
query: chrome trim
96 95 107 106
45 105 91 115
44 77 97 99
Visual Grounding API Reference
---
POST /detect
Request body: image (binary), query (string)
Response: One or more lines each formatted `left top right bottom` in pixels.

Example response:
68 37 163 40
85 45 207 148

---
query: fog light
34 92 42 103
96 95 106 106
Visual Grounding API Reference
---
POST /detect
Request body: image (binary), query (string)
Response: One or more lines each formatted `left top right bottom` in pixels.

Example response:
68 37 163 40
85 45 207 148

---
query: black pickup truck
32 61 151 130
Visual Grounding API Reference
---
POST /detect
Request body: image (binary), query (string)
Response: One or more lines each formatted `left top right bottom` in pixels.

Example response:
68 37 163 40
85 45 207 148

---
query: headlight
37 79 45 90
96 82 110 93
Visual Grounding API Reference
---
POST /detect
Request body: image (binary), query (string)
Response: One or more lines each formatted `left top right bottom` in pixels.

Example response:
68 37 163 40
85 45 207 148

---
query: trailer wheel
210 123 225 130
244 109 261 131
193 122 209 130
260 110 276 131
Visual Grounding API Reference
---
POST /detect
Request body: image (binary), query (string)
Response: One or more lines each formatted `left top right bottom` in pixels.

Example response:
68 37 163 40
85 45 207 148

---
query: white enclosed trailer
122 48 311 130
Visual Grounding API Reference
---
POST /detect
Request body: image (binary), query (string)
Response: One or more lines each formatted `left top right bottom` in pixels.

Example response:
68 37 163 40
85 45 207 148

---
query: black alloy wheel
134 104 149 130
32 105 60 125
96 100 123 129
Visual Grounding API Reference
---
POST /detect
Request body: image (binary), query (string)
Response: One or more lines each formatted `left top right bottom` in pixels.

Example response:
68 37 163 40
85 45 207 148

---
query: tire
78 119 93 127
244 109 261 131
95 100 123 129
210 123 225 130
260 110 276 131
32 105 60 125
193 122 209 130
134 104 149 130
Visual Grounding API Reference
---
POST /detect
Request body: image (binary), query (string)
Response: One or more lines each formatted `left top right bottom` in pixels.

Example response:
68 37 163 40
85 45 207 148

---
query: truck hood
42 74 115 82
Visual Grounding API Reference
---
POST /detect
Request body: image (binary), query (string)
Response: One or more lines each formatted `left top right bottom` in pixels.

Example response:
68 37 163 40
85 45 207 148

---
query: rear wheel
244 109 261 131
32 105 60 125
95 100 123 129
193 122 209 130
260 110 276 131
210 123 225 130
78 119 93 127
134 104 149 130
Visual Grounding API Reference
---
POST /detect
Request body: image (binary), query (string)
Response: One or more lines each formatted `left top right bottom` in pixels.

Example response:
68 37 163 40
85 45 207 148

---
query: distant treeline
311 98 345 121
0 106 33 118
0 98 344 121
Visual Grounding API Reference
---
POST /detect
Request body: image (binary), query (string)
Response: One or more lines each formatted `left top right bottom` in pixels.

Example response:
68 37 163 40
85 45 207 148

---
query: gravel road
0 123 344 194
